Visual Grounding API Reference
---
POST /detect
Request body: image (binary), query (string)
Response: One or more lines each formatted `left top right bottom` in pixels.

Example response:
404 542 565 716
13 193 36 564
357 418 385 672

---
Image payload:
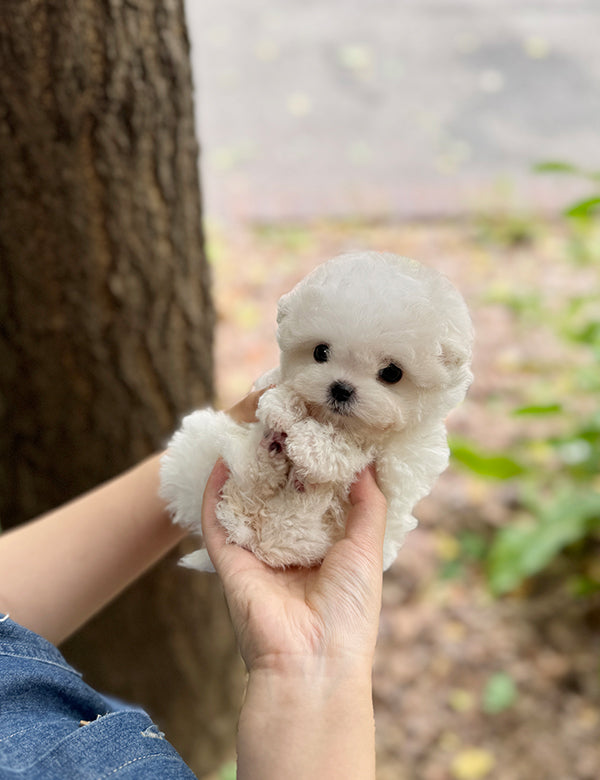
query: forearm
236 659 376 780
0 454 185 645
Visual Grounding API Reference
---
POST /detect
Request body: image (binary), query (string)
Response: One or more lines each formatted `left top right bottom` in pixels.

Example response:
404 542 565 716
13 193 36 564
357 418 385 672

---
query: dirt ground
209 217 600 780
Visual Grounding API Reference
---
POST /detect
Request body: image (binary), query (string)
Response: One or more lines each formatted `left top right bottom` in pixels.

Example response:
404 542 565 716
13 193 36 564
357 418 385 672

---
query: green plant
534 161 600 264
452 308 600 594
482 672 518 714
452 164 600 595
218 761 237 780
473 209 540 248
486 488 600 595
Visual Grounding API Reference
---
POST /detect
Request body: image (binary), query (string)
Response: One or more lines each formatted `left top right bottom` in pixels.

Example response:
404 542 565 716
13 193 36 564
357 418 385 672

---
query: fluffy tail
159 409 237 532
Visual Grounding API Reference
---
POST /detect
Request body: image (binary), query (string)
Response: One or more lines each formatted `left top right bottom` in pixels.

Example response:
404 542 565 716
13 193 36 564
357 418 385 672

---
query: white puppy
160 251 473 571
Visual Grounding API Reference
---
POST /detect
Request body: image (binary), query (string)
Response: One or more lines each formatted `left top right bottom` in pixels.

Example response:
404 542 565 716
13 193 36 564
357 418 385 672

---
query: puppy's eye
313 344 330 363
378 363 403 384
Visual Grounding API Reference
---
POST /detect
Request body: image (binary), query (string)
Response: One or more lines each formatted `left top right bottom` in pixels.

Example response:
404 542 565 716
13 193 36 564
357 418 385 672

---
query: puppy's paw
259 429 288 457
285 419 342 483
287 420 373 484
257 387 306 432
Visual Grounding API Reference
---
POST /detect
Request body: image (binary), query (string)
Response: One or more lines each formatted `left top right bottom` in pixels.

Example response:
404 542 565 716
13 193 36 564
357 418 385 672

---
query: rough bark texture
0 1 244 774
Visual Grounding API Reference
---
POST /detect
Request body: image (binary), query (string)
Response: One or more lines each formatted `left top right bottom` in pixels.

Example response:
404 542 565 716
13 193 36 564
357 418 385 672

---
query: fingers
344 466 387 566
315 467 386 653
226 387 270 424
200 459 230 566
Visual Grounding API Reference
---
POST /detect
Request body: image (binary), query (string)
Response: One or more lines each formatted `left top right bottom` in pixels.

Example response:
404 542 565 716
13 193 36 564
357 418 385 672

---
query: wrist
246 655 374 710
247 649 375 682
237 657 376 780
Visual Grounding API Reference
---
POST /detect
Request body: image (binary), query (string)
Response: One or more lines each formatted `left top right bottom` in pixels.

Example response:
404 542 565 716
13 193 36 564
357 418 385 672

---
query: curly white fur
160 251 473 571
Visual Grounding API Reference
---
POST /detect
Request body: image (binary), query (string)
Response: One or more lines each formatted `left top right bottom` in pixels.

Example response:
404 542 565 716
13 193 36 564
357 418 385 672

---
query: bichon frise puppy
160 251 473 571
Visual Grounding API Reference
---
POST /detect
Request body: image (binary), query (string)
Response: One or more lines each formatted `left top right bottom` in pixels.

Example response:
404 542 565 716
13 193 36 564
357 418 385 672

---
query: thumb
344 466 387 566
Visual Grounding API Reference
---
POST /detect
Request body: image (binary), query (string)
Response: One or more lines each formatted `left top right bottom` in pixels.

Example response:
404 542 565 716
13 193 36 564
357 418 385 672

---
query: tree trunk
0 2 244 774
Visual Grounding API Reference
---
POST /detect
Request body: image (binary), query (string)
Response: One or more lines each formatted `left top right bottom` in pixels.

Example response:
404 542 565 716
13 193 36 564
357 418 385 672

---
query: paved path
185 0 600 222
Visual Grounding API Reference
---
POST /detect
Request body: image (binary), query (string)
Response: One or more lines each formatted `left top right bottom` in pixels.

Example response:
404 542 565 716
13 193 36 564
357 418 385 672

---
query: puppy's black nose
329 381 355 404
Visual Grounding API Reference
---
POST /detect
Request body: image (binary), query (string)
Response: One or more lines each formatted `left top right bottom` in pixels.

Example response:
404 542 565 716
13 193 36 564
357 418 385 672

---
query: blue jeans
0 614 197 779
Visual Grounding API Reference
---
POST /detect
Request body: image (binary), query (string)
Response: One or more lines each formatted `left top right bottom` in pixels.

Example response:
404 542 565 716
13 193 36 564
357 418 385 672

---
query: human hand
226 387 267 424
201 460 387 674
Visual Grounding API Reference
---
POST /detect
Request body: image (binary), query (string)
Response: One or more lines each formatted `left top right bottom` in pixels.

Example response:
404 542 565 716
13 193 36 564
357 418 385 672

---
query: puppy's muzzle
328 381 356 413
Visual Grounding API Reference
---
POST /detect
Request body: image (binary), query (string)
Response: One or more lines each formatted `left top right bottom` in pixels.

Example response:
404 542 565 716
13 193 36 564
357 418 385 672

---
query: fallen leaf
451 747 496 779
449 688 476 713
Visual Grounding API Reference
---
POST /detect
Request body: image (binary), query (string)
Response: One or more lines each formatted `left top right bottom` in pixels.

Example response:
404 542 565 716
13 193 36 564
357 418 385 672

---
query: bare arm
202 460 386 780
0 391 264 646
0 454 184 645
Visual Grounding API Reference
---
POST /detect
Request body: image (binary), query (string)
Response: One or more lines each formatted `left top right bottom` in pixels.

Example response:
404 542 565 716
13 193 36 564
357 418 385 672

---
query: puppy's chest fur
215 412 377 568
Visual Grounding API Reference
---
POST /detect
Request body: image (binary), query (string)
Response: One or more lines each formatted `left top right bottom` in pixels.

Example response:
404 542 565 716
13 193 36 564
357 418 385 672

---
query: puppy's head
276 252 473 433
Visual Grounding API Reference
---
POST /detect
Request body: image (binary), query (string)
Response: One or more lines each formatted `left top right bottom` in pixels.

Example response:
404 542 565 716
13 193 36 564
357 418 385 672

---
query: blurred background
1 2 598 778
188 0 600 225
184 2 600 778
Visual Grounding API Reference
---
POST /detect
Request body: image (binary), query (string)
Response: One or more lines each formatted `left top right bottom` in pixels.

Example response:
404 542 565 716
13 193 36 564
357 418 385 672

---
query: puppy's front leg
257 385 306 432
286 418 372 485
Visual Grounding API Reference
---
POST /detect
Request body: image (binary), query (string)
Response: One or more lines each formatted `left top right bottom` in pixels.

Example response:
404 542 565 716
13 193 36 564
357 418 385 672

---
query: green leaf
551 422 600 475
459 531 488 561
533 160 582 176
487 491 600 594
564 196 600 220
450 439 526 480
219 762 237 780
533 161 600 182
482 672 517 714
487 523 538 594
568 575 600 597
439 559 465 581
567 320 600 347
513 403 562 416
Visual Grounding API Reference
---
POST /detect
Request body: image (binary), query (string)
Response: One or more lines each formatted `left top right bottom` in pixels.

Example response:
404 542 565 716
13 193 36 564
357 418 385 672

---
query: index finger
226 387 270 424
200 459 230 567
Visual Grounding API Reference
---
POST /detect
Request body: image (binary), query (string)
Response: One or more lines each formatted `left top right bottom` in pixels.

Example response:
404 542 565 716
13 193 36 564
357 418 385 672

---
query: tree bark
0 1 244 774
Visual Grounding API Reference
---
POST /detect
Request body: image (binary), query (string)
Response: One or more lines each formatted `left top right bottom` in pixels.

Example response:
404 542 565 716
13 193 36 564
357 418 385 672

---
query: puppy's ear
439 339 473 392
275 292 295 351
439 339 469 369
276 292 292 324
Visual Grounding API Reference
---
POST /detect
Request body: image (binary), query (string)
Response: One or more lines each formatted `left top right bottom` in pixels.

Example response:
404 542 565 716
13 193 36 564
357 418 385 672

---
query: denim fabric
0 614 197 779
